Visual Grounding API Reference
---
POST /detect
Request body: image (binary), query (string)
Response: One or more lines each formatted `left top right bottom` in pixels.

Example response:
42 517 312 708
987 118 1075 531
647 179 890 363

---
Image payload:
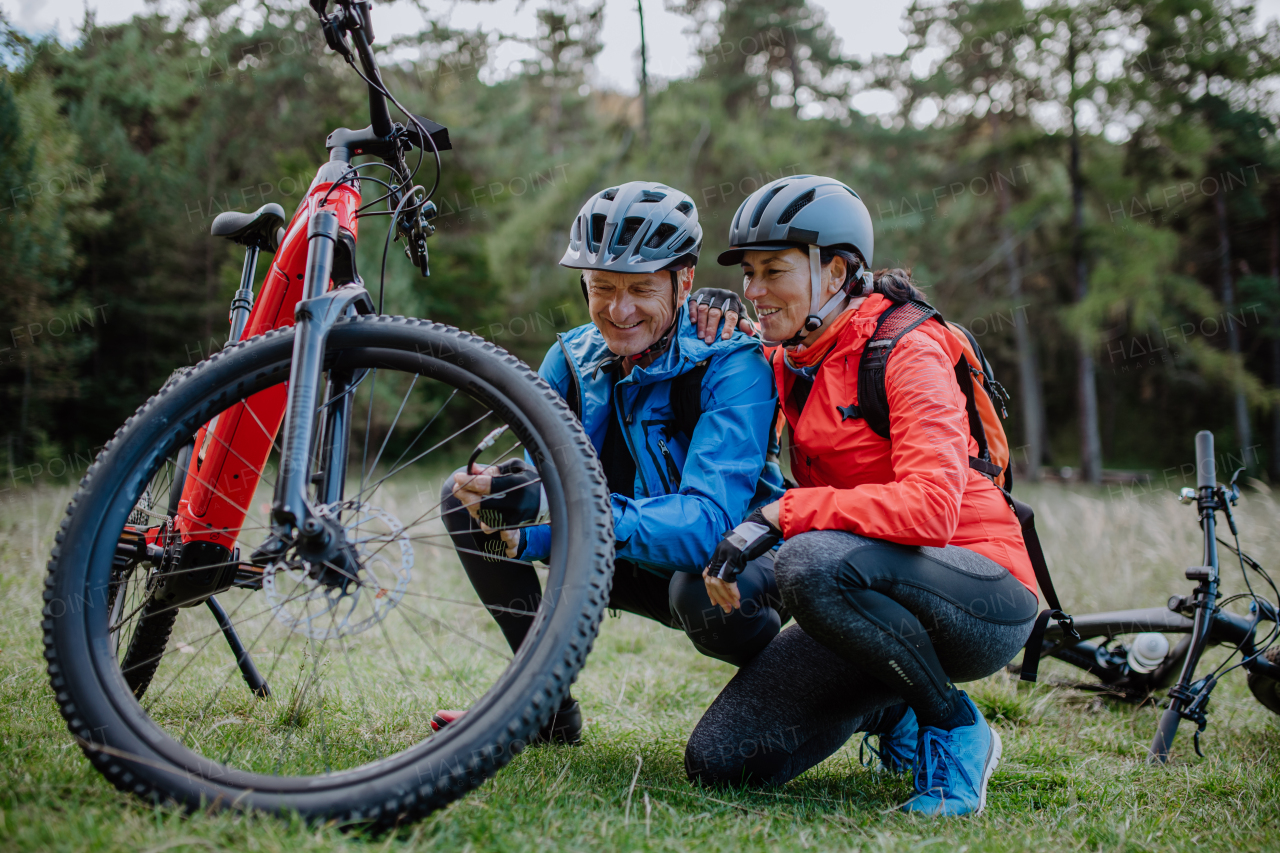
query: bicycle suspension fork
269 208 374 544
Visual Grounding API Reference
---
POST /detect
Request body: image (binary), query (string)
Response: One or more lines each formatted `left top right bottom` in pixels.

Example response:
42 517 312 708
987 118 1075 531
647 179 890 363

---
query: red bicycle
43 0 612 826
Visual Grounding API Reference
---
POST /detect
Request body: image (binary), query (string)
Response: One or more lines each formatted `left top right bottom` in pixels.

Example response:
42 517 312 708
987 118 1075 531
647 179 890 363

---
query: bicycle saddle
211 202 286 252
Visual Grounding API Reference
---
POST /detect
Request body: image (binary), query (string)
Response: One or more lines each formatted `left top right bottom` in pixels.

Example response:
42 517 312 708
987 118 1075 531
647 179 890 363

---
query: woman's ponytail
819 247 927 304
872 268 926 303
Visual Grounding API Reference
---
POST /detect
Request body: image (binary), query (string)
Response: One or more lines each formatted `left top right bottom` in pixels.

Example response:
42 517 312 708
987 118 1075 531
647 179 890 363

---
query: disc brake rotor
263 503 413 640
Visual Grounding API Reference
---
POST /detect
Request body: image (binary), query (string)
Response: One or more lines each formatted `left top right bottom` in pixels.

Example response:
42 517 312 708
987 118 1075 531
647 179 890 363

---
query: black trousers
685 530 1038 787
439 476 788 667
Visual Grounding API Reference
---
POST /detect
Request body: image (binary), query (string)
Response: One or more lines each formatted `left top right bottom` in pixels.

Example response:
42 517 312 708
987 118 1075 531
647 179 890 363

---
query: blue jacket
521 303 785 574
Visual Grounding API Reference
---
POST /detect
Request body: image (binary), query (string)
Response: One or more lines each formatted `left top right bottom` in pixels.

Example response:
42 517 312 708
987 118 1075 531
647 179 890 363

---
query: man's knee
439 467 470 534
669 571 728 637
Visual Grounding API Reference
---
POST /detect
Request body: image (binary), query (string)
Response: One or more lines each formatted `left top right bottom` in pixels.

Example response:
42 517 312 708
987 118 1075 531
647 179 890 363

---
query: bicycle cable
341 52 440 204
319 161 400 208
1193 529 1280 686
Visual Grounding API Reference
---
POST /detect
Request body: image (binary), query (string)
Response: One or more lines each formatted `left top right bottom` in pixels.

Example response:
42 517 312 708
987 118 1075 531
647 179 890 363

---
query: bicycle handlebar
1196 430 1215 489
313 0 394 140
347 3 394 139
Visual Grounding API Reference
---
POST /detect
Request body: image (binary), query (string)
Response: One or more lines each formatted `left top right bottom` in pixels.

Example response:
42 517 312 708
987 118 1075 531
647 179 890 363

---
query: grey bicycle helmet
717 175 875 345
561 181 702 273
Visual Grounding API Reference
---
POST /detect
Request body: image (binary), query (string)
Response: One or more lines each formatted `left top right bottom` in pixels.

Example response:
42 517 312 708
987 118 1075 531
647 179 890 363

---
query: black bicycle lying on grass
1020 430 1280 761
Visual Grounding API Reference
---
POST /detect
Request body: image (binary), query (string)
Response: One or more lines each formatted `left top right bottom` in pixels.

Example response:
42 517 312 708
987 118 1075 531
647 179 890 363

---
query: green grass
3 482 1280 851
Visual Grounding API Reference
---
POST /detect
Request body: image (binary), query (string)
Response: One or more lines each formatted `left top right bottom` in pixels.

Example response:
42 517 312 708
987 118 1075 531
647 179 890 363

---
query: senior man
435 181 787 744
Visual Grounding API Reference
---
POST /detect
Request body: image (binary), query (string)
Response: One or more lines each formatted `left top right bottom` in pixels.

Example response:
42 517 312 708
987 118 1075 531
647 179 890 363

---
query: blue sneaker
901 693 1001 817
860 705 918 773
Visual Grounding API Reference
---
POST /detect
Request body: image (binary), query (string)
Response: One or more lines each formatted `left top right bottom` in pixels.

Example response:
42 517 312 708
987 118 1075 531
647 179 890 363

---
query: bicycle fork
259 208 374 561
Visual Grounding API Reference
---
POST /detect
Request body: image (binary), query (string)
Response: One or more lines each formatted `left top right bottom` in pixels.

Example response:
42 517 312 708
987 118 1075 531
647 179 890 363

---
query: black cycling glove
690 288 745 321
475 459 541 529
706 508 782 583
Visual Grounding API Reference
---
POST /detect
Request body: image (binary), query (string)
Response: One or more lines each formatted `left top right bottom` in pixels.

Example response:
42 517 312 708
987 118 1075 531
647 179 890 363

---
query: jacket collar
564 301 725 386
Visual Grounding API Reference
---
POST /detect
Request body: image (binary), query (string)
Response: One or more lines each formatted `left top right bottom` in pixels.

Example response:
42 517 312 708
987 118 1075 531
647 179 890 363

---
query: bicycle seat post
228 245 260 344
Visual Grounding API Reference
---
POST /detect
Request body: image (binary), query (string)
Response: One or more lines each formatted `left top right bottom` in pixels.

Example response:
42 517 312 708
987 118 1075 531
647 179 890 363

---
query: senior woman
685 175 1039 817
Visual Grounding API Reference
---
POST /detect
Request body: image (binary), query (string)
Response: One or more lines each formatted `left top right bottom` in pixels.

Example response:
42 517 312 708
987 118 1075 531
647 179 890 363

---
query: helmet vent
601 188 619 200
777 189 815 225
749 184 787 228
637 190 667 203
676 236 697 254
644 222 678 249
617 216 645 248
675 200 693 215
589 214 608 249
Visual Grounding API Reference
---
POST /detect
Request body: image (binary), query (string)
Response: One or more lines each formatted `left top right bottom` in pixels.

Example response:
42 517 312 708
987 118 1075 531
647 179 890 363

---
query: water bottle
1127 632 1170 674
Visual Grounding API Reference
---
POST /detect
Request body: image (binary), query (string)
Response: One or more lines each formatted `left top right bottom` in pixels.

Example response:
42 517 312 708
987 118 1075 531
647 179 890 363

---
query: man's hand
451 459 541 558
690 288 756 343
703 568 741 614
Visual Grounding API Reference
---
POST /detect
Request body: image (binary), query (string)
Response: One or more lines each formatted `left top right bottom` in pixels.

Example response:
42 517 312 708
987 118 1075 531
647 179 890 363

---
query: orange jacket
772 294 1036 595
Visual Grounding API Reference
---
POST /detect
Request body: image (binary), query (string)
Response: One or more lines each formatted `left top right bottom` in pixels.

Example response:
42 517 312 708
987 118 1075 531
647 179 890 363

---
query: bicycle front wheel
43 316 612 826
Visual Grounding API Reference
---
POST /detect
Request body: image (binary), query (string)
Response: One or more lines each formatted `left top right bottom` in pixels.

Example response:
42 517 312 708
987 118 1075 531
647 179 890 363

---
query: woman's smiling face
741 249 813 342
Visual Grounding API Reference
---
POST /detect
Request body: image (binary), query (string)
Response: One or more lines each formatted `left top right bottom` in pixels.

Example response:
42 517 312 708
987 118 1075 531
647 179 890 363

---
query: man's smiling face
584 268 690 357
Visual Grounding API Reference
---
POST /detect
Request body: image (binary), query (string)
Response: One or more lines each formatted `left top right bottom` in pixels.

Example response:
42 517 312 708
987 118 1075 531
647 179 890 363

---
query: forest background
3 0 1280 488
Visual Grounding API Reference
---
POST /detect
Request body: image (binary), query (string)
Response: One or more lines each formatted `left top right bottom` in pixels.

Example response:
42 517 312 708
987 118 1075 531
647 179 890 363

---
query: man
436 181 787 743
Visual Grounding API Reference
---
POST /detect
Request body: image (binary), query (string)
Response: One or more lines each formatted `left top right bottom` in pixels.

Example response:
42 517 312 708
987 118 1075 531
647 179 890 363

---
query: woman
684 175 1040 817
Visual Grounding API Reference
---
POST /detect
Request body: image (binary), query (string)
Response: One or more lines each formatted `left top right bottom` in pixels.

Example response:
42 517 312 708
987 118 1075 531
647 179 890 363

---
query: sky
4 0 912 112
6 0 1280 118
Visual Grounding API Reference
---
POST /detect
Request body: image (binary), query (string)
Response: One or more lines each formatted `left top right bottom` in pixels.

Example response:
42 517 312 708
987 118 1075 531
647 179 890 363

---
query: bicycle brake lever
321 11 353 60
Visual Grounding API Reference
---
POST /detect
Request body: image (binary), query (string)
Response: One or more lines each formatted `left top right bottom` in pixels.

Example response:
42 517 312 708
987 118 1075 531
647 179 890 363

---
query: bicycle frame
164 0 436 568
171 154 368 558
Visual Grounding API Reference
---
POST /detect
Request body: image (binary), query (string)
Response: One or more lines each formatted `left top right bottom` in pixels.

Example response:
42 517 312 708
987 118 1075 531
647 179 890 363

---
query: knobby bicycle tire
43 316 613 826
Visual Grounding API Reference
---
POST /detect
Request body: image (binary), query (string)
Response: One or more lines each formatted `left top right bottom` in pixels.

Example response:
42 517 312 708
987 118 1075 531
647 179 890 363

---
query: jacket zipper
616 386 652 497
657 438 682 491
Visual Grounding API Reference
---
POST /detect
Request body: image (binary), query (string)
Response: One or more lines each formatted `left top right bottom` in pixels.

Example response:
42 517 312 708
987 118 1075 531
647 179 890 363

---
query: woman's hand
704 505 783 611
690 288 756 343
703 567 741 614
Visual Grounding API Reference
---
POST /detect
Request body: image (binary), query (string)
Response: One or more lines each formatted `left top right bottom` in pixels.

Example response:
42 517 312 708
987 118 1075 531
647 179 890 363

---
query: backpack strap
854 300 940 438
556 336 583 421
999 490 1078 682
670 359 710 439
849 301 1004 482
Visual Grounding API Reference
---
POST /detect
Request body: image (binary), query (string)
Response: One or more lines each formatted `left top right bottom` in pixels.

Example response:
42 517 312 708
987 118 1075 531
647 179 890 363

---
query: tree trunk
1269 184 1280 480
990 112 1043 480
637 0 649 143
1214 189 1252 463
1068 34 1102 484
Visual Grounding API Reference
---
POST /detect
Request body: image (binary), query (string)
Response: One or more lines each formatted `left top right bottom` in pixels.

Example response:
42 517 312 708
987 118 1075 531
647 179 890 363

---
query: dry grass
2 480 1279 852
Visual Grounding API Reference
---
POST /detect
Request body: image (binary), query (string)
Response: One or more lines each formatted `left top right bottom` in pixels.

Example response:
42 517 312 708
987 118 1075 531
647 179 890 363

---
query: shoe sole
975 728 1002 816
433 712 583 746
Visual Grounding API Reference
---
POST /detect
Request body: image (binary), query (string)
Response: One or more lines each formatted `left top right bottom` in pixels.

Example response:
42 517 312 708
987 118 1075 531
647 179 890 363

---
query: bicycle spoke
359 368 378 493
394 599 512 662
368 373 418 481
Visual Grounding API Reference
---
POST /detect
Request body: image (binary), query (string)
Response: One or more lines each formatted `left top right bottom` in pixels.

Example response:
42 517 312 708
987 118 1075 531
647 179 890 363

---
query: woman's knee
684 724 789 788
774 531 853 616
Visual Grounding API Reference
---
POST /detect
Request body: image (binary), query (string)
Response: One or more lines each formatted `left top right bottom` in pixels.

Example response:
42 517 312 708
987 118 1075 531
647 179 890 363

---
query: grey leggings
685 530 1038 787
